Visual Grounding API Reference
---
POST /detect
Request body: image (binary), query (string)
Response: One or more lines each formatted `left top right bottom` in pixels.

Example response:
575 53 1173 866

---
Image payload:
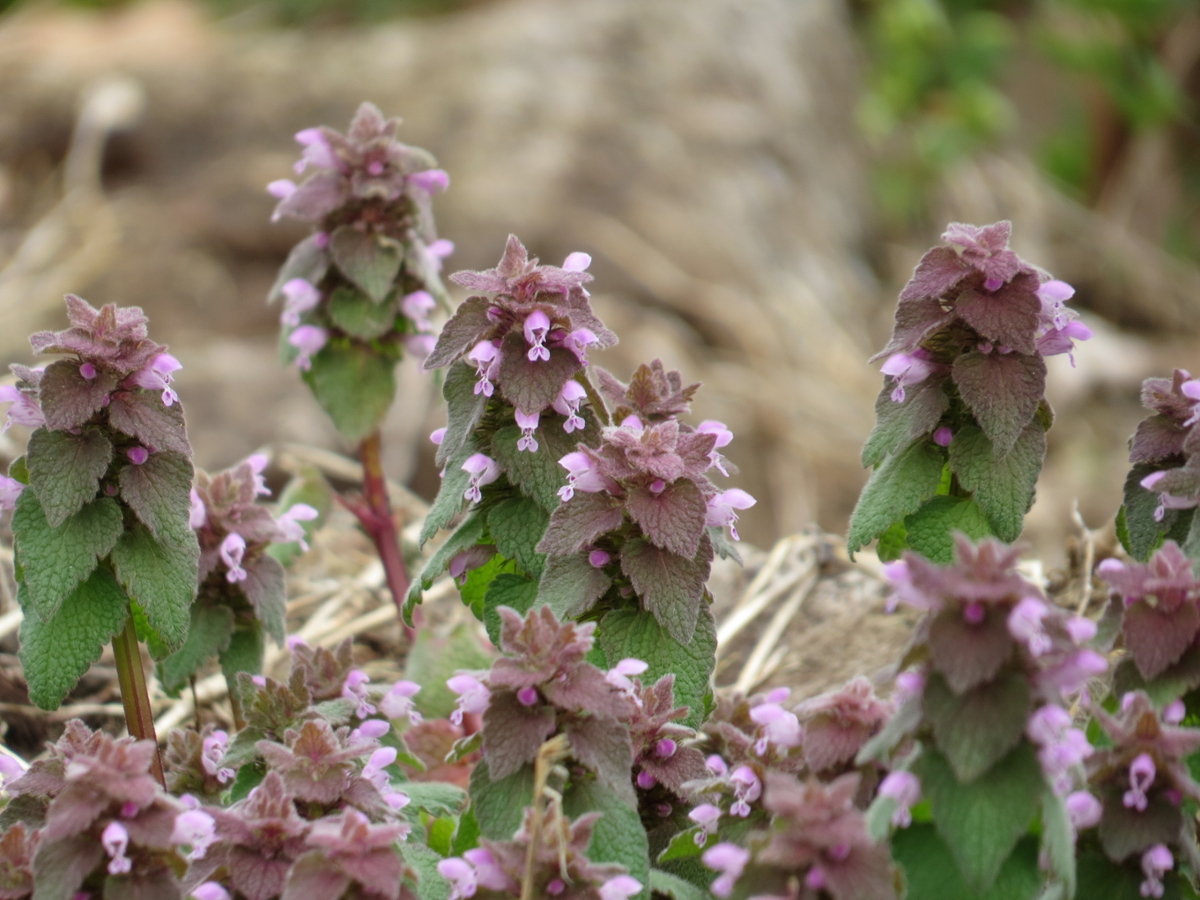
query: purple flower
1065 790 1102 829
1124 753 1156 812
559 327 599 364
702 843 750 898
698 420 734 475
447 673 490 725
1008 596 1051 656
557 451 609 501
401 290 436 330
689 803 722 845
126 446 149 465
588 549 611 568
599 875 642 900
1037 320 1093 365
201 730 234 784
468 340 500 397
636 770 656 789
605 658 648 696
462 453 500 503
349 719 390 743
293 128 342 174
267 179 297 199
128 352 182 406
362 746 398 794
380 680 423 725
748 702 802 754
171 809 217 860
288 325 328 371
515 408 540 453
280 278 321 327
1140 470 1200 521
933 426 953 447
0 384 44 431
516 686 539 706
188 489 206 528
552 380 588 432
219 533 247 583
729 765 762 817
1065 616 1097 645
706 754 729 776
101 821 131 875
1141 844 1173 899
894 668 926 702
0 752 24 787
705 488 756 540
274 503 319 552
408 169 450 195
523 309 552 362
879 771 921 827
430 427 446 446
1039 649 1108 695
880 349 936 402
1164 699 1186 724
1027 705 1091 792
437 857 477 900
191 884 231 900
0 475 24 512
80 362 97 380
342 669 376 719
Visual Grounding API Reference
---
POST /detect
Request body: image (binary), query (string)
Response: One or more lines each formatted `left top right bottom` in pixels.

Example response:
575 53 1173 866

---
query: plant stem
112 612 165 788
356 431 412 627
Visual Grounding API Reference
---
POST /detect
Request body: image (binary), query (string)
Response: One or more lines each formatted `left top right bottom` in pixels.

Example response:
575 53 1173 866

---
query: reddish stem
112 612 165 788
353 431 415 634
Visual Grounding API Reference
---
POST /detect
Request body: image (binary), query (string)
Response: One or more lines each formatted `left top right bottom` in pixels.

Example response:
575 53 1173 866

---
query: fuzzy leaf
1041 787 1076 899
468 759 535 841
566 714 636 806
118 450 194 542
244 554 289 645
158 604 236 695
106 389 191 456
620 537 709 645
1097 792 1183 863
1130 414 1188 465
1121 464 1173 562
626 478 707 558
268 233 330 304
419 440 477 548
1125 601 1200 682
913 744 1043 892
460 553 517 618
487 497 548 578
949 423 1044 542
30 835 105 900
38 359 118 431
927 603 1014 694
302 342 397 444
407 513 488 623
893 825 1042 900
876 294 957 358
924 670 1030 782
402 841 451 900
403 623 494 720
329 225 402 302
649 869 709 900
899 246 973 303
537 552 613 621
952 351 1045 456
426 297 496 371
436 361 487 468
221 625 266 707
954 285 1040 355
597 607 716 731
398 782 468 821
563 778 649 900
27 427 113 527
496 331 583 415
18 569 129 710
537 492 625 557
483 574 540 647
481 689 557 780
1077 848 1183 900
903 496 993 565
856 695 923 765
847 438 946 556
110 522 199 653
862 381 949 468
13 492 122 619
492 411 601 513
327 285 396 339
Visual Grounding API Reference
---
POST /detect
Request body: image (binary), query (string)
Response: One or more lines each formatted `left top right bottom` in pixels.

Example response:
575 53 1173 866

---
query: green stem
112 612 165 788
357 431 413 630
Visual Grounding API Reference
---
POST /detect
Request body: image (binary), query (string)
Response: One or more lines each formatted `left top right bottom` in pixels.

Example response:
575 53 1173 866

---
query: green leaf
596 607 716 730
435 361 487 469
18 569 129 710
536 551 613 620
419 439 477 548
1121 463 1172 562
487 497 548 578
649 869 710 900
1041 786 1076 899
302 341 397 444
924 670 1030 782
403 840 452 900
26 427 113 527
876 520 909 561
327 285 397 339
913 744 1043 892
406 513 488 625
952 351 1046 456
400 782 468 820
563 777 649 900
220 624 266 708
857 695 923 765
267 467 334 567
158 604 235 696
244 554 288 645
228 759 266 802
109 522 199 653
460 554 519 619
862 380 949 468
118 450 195 542
1113 654 1200 707
847 437 946 556
491 411 601 514
330 225 402 302
12 493 122 619
451 806 481 856
482 574 539 646
903 496 993 564
949 423 1045 542
468 759 535 841
404 623 494 720
1077 847 1184 900
893 825 1042 900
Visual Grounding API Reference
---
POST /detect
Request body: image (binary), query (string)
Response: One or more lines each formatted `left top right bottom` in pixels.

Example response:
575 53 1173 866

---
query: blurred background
1 0 1199 570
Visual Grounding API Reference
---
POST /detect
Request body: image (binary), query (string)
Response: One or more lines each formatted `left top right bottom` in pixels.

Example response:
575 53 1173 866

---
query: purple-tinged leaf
103 867 183 900
820 844 899 900
802 717 876 773
626 477 707 558
565 715 635 806
927 603 1014 695
118 450 194 543
923 670 1030 782
244 554 288 645
1097 792 1183 863
27 427 112 527
537 492 625 557
273 170 349 223
480 689 556 781
496 331 583 415
1124 602 1200 682
425 297 496 371
228 850 294 900
268 233 330 305
37 359 118 431
0 822 36 899
899 246 973 303
861 380 949 469
536 552 613 620
949 423 1044 542
619 536 710 645
952 351 1045 456
329 225 402 303
105 389 191 456
1132 419 1187 465
953 276 1040 354
280 852 351 900
30 834 104 900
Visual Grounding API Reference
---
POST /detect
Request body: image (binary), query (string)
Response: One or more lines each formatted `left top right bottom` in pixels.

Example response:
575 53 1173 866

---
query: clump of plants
6 105 1200 900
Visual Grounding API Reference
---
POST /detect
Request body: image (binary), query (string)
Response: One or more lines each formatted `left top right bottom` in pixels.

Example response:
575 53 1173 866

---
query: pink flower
1008 597 1051 657
380 681 423 725
1141 844 1173 899
437 857 477 900
288 325 328 371
706 755 728 777
342 669 376 719
188 488 206 528
515 409 540 453
932 426 953 447
201 730 234 784
171 809 216 860
1039 648 1107 695
1164 699 1186 724
362 747 398 794
274 503 319 552
447 674 490 725
516 686 539 706
430 427 446 446
702 843 750 898
589 549 611 568
705 489 756 540
1065 616 1097 645
267 179 297 199
349 719 390 743
894 669 926 702
191 884 231 900
560 328 599 364
562 252 592 273
1065 791 1102 829
552 380 588 432
689 803 722 845
557 451 609 501
468 340 500 397
463 848 513 892
401 290 436 330
880 349 935 402
1140 470 1200 521
462 453 500 503
0 753 25 787
101 821 131 874
523 309 552 362
606 658 648 696
729 765 761 817
128 352 182 406
280 278 321 327
748 702 802 754
408 169 450 195
1124 753 1156 812
125 446 149 465
0 384 44 431
698 420 734 475
293 128 341 174
219 533 247 583
599 875 642 900
879 771 921 827
0 475 24 512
